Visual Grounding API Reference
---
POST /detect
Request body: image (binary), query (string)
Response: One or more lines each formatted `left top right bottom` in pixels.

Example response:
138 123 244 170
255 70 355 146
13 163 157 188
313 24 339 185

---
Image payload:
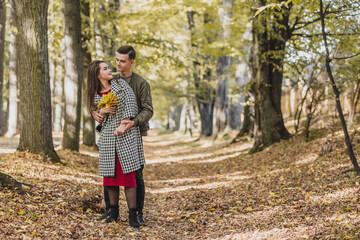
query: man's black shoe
97 209 110 220
137 214 148 226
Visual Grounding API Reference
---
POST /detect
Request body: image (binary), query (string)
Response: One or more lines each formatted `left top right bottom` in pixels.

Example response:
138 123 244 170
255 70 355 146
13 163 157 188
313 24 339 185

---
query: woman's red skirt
103 153 136 187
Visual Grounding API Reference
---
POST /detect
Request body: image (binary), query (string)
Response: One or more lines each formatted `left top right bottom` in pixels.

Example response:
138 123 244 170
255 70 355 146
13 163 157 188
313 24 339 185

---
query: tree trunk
197 93 214 136
5 1 18 138
187 11 214 137
168 104 183 131
54 63 64 132
81 0 95 146
187 98 196 137
0 172 26 195
0 0 6 136
348 79 360 124
251 1 291 152
179 103 187 133
319 0 360 173
231 93 255 143
103 0 120 72
227 97 240 131
94 3 104 57
228 58 248 130
213 60 230 138
179 100 195 135
212 0 232 139
49 57 55 118
16 0 59 162
62 0 83 151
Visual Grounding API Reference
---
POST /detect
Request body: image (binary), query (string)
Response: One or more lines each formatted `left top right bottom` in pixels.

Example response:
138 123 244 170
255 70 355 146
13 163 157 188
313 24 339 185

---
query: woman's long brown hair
86 60 105 114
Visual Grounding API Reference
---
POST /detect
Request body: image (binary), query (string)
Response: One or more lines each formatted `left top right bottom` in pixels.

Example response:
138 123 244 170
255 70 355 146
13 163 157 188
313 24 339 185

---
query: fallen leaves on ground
0 126 359 239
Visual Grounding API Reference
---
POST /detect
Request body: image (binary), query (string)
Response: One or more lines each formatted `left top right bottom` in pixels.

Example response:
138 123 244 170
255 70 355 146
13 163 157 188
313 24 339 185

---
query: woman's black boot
97 208 110 220
106 205 119 223
129 208 140 228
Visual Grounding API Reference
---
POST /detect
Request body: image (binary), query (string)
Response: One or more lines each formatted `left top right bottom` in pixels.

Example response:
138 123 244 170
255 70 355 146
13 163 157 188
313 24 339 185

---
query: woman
86 60 145 228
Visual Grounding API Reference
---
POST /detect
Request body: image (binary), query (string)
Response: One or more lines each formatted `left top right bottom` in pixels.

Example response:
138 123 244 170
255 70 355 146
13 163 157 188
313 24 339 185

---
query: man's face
115 52 134 73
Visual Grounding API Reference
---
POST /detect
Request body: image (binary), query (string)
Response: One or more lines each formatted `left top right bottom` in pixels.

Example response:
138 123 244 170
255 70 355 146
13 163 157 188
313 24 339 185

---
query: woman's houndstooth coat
94 79 145 176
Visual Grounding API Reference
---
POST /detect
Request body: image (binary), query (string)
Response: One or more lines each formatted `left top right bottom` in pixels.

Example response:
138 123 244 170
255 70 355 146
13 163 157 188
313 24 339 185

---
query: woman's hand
99 105 117 116
91 109 104 123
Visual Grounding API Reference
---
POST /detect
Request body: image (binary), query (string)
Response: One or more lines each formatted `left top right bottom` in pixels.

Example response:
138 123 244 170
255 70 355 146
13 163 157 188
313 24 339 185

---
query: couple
85 46 153 228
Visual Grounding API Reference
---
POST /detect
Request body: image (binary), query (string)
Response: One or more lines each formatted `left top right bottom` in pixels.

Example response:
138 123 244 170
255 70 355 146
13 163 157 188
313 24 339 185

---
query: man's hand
120 119 135 132
114 124 126 136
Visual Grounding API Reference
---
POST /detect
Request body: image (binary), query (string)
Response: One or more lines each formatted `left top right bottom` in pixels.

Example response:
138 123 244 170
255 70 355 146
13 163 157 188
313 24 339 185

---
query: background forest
0 0 359 156
0 0 360 239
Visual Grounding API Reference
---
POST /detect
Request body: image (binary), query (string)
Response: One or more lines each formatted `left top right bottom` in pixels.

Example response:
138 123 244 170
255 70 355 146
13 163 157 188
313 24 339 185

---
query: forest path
0 128 359 239
0 132 63 158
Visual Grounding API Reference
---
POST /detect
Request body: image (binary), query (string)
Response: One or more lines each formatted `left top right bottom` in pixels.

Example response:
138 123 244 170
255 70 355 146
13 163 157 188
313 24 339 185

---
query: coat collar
110 79 122 94
94 79 122 106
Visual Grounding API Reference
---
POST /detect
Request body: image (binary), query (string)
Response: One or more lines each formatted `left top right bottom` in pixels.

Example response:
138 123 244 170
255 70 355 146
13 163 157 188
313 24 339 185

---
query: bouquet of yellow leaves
97 92 119 109
95 92 119 133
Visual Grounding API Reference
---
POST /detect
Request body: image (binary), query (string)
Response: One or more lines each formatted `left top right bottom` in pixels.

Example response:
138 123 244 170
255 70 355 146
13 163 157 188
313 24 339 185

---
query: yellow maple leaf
336 215 343 221
190 219 196 223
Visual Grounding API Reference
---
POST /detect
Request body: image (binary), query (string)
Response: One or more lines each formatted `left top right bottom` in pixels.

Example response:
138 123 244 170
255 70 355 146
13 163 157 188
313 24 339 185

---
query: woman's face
97 63 112 82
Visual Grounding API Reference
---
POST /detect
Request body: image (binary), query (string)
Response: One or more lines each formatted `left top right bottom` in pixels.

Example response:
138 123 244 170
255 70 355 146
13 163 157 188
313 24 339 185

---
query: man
92 45 153 226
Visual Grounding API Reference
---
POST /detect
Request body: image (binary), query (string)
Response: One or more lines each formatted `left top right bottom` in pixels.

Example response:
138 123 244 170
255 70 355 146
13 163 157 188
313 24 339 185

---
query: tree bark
319 0 360 173
5 0 18 138
0 0 6 136
250 1 291 152
228 58 248 130
212 0 232 139
168 104 183 131
231 93 255 143
187 11 214 137
213 59 230 139
16 0 59 162
348 79 360 124
62 0 83 151
0 172 26 195
54 63 64 132
81 0 95 146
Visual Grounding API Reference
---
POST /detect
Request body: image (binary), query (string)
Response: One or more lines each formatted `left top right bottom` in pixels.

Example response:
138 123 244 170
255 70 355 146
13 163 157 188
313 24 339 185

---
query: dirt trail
0 129 359 239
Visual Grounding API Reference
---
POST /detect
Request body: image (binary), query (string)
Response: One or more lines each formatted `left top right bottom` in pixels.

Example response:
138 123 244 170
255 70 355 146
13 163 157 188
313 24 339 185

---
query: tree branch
333 52 360 61
292 32 360 38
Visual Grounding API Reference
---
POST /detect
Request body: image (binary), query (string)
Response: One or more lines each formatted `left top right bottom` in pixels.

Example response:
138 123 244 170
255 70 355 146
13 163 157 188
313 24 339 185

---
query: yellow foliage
97 92 118 109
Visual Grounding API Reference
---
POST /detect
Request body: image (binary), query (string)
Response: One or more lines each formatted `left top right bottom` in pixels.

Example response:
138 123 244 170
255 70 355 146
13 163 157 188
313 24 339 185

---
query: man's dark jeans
104 165 145 214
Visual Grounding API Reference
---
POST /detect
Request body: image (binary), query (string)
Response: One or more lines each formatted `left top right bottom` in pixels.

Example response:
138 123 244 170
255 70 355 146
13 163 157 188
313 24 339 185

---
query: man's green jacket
113 72 153 136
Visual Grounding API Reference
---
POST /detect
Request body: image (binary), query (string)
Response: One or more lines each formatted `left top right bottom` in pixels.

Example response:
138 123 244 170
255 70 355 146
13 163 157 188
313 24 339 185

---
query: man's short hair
117 45 136 60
